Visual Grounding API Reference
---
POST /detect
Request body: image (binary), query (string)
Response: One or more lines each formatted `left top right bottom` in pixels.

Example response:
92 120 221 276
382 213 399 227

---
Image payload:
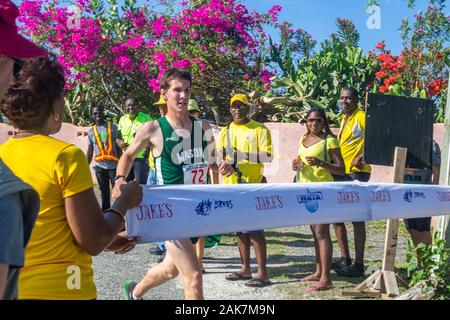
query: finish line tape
125 182 450 243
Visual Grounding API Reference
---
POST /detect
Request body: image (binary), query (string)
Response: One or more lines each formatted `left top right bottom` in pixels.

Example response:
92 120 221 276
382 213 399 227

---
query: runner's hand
112 180 143 210
218 163 234 177
111 176 127 202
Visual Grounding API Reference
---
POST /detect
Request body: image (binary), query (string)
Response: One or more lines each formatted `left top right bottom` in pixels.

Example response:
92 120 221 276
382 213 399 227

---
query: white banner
125 182 450 243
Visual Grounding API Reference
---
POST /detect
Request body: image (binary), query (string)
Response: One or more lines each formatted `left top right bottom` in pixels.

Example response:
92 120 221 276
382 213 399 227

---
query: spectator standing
118 96 152 183
0 0 45 300
0 56 142 300
220 93 273 288
332 87 371 278
292 108 345 291
86 105 122 210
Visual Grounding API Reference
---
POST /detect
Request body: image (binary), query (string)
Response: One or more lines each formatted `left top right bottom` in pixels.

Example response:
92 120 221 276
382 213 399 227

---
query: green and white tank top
154 116 209 185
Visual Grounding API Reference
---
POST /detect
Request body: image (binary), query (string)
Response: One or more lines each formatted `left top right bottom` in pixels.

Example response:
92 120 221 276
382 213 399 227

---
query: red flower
428 78 448 96
375 42 385 50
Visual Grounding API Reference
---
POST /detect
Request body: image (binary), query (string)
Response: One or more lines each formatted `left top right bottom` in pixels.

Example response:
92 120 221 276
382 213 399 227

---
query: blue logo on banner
296 189 324 213
195 199 233 216
403 190 426 203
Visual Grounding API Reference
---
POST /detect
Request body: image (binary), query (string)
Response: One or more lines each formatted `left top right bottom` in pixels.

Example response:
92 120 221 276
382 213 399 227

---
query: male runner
114 68 233 300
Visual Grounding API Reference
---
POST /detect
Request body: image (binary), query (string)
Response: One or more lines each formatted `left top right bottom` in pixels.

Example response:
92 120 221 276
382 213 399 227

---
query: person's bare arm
327 148 346 175
432 165 440 185
65 182 142 256
115 127 125 150
0 263 7 299
115 121 155 180
304 148 345 176
86 144 93 165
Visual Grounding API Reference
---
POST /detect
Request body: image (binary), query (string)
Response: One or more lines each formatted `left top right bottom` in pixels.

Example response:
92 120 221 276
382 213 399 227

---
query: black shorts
404 217 431 232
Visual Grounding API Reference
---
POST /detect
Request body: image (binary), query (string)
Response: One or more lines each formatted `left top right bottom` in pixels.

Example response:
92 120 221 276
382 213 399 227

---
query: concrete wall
0 122 444 184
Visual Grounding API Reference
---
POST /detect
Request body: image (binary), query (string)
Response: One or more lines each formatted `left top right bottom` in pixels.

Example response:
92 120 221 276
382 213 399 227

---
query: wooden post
438 73 450 244
342 147 408 298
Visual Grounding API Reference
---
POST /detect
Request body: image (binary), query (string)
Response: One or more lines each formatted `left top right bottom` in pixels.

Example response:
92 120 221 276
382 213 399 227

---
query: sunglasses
306 117 324 123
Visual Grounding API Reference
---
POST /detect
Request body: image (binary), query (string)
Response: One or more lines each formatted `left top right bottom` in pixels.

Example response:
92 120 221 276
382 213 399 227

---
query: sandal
225 272 252 281
244 278 271 288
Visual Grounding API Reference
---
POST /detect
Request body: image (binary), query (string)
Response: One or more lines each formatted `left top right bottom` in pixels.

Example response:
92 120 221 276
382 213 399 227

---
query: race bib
183 163 209 185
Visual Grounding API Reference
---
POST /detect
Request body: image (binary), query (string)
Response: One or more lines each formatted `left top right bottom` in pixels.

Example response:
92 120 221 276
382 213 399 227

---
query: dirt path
93 222 410 300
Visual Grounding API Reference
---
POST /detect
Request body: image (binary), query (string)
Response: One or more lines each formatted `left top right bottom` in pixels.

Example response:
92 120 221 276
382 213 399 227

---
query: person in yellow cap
153 95 167 118
217 93 273 287
188 99 201 119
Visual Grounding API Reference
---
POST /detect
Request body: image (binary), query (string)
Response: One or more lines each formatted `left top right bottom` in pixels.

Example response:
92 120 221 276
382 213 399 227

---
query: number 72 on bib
183 163 209 184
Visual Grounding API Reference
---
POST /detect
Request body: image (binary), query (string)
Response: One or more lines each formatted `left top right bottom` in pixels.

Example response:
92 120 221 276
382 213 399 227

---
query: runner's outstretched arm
113 121 158 195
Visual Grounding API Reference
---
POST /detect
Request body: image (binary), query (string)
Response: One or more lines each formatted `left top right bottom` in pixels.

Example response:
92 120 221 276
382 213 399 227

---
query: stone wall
0 122 444 184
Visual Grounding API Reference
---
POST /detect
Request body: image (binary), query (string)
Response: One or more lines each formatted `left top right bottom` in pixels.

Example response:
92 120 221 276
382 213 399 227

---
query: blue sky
15 0 448 54
242 0 448 54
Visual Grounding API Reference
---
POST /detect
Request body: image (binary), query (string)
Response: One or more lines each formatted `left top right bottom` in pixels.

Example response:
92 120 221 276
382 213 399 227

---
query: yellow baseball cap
230 94 249 107
188 99 201 112
153 95 166 106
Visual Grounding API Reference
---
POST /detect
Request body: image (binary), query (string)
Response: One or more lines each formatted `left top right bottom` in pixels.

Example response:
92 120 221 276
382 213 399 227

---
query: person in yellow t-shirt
0 57 142 300
218 94 273 288
332 87 371 278
292 108 345 292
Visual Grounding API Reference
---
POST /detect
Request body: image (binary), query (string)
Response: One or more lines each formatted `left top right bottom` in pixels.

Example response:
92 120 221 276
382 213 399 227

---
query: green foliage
264 21 376 124
367 0 416 9
407 232 450 300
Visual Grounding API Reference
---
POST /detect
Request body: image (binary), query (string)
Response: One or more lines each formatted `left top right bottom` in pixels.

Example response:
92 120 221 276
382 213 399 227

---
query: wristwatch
114 175 126 182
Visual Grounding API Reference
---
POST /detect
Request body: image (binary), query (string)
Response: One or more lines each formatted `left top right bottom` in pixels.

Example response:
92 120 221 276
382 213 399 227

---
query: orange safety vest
93 121 120 162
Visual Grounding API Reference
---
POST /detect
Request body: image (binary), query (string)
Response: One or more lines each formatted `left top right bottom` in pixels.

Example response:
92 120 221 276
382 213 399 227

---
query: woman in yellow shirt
0 57 142 300
292 108 345 292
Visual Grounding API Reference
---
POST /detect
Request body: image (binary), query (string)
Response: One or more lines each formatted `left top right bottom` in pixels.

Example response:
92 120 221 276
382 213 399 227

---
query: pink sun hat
0 0 47 58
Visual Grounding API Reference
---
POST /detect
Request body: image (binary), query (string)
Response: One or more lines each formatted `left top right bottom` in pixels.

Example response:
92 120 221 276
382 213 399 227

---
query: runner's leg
165 238 204 300
132 250 180 298
195 237 205 271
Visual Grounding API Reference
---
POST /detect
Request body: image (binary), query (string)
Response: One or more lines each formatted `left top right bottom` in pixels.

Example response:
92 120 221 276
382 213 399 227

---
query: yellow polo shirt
217 120 272 184
296 134 340 183
0 135 96 300
338 108 371 174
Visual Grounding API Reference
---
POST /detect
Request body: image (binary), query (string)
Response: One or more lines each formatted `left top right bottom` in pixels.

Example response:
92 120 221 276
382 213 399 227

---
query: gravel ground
93 222 409 300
